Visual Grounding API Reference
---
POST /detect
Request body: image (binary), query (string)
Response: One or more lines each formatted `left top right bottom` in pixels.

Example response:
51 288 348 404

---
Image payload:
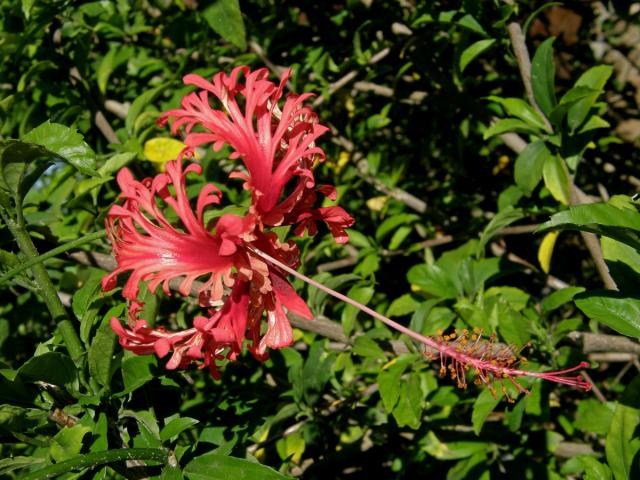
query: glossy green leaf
541 286 585 313
22 121 97 176
377 354 416 412
386 293 420 317
50 424 92 463
456 14 487 36
514 141 552 196
17 352 76 388
126 85 166 135
184 453 290 480
341 285 374 336
579 456 612 480
601 236 640 294
391 372 423 429
460 39 496 73
539 197 640 250
120 355 158 394
0 456 45 476
567 65 613 133
531 37 556 118
202 0 247 50
542 154 571 205
606 376 640 480
88 319 116 388
575 291 640 338
375 213 418 242
422 431 489 460
471 387 502 435
407 264 458 299
476 207 524 256
483 118 542 139
487 96 549 132
160 417 199 442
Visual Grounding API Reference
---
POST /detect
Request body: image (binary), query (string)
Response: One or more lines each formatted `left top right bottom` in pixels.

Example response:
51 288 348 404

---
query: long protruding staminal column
250 247 592 392
248 247 442 349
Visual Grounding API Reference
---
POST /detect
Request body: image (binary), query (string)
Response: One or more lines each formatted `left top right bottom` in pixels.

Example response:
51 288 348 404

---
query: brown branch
490 242 569 290
313 47 390 107
568 331 640 355
504 23 617 291
506 23 553 132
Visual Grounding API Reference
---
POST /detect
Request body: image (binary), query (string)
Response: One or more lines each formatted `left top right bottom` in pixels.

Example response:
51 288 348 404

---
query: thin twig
579 370 606 402
313 47 390 107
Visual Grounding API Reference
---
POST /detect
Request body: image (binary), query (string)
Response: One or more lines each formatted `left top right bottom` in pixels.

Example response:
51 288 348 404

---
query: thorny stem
250 247 592 393
2 211 85 366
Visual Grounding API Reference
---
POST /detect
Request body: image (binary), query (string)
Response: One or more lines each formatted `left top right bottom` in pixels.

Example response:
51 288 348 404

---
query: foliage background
1 0 640 478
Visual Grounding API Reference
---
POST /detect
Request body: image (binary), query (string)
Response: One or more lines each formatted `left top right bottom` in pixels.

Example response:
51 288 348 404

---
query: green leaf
17 352 76 388
22 121 97 176
375 213 418 242
550 85 599 127
388 224 413 250
161 466 185 480
471 387 502 435
602 236 640 294
487 97 549 132
0 456 45 476
50 424 92 463
542 154 572 205
97 46 118 95
391 372 423 429
202 0 247 50
407 264 458 299
126 85 166 135
276 431 305 463
302 340 334 405
483 118 542 139
579 114 610 134
575 291 640 338
531 37 556 118
160 417 199 442
567 65 613 133
97 152 136 177
184 453 291 480
539 197 640 250
352 335 386 360
422 431 489 460
514 140 552 196
72 269 105 326
579 456 613 480
476 207 525 256
341 285 374 336
386 294 420 317
574 399 615 435
377 354 417 412
88 319 116 388
606 376 640 480
120 355 158 394
456 14 487 36
460 39 496 73
541 286 585 313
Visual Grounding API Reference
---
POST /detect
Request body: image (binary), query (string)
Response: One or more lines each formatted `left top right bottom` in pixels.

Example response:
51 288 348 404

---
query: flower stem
3 213 84 366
